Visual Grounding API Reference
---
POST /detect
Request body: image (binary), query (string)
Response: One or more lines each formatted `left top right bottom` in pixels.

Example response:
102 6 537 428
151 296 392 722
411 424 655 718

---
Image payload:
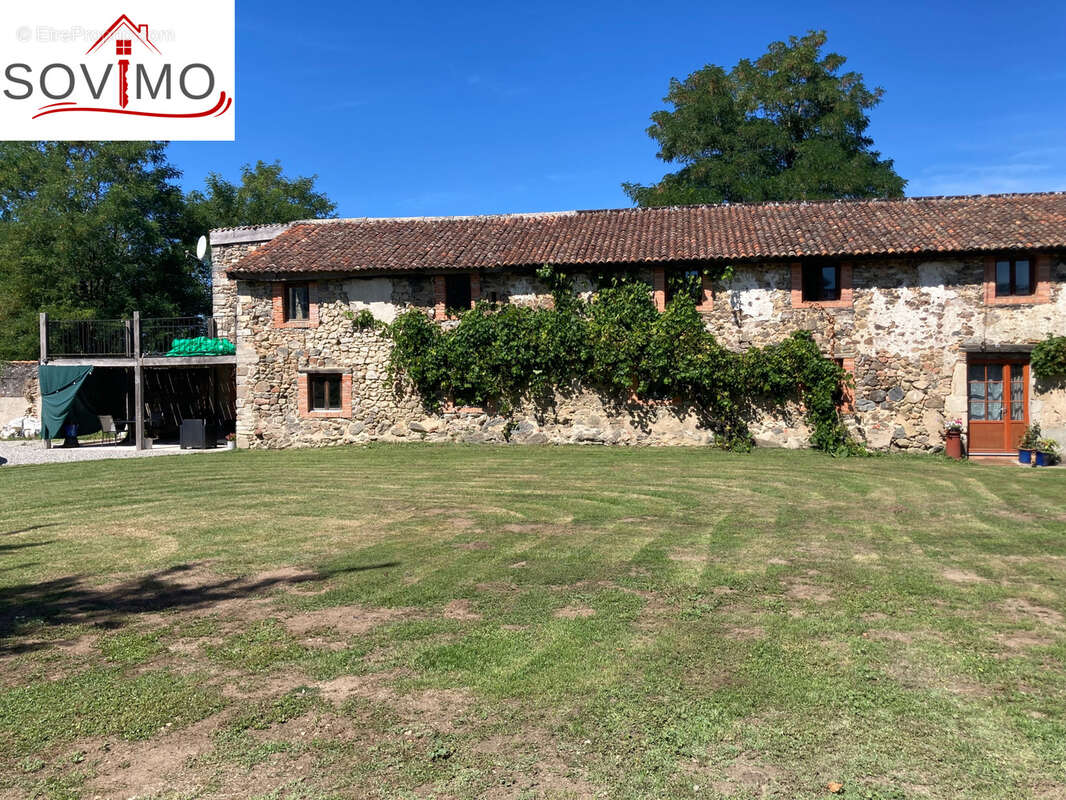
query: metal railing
140 316 233 356
43 314 235 359
47 318 132 357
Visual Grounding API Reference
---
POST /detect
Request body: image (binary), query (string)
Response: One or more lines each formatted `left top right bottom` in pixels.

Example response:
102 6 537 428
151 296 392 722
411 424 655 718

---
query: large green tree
186 160 336 229
624 31 906 206
0 142 207 360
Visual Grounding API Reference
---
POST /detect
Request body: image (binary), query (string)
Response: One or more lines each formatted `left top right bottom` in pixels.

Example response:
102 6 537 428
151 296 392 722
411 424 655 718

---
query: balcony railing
140 317 231 356
47 318 132 357
42 313 235 359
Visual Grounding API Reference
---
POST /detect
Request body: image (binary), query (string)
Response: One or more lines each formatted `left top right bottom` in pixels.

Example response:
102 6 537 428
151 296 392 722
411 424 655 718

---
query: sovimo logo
2 2 234 141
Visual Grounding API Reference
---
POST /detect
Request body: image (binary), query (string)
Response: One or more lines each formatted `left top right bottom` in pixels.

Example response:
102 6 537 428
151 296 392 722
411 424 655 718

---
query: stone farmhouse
210 192 1066 455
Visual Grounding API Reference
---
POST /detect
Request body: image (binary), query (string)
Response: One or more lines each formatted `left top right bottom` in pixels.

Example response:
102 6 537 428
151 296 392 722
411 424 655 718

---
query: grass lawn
0 445 1064 800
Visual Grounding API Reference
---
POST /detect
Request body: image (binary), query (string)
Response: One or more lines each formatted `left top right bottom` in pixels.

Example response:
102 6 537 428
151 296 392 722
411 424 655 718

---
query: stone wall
211 240 264 340
0 361 40 433
219 250 1066 452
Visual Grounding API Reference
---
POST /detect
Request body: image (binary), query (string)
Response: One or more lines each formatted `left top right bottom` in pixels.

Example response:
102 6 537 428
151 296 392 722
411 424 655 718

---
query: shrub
1032 335 1066 381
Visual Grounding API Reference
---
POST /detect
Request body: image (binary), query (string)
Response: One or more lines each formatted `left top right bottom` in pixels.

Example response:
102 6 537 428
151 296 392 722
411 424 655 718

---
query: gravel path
0 440 230 466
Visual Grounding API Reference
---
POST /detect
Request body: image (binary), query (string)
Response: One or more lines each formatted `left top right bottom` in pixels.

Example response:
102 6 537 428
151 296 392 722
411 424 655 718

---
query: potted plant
1018 424 1041 465
224 432 236 450
1035 437 1060 467
944 418 964 460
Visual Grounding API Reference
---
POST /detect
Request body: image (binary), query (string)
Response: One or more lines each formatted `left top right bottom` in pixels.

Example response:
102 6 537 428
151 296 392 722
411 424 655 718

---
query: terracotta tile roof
226 192 1066 276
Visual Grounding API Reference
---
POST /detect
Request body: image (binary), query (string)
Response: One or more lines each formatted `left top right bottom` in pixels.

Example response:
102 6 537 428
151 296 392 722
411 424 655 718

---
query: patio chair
98 415 118 445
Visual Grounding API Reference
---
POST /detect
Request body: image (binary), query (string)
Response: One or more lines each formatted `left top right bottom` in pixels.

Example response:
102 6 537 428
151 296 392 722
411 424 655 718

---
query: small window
994 258 1034 297
285 283 310 321
116 39 132 56
664 268 703 305
444 274 472 312
802 264 841 302
309 374 342 412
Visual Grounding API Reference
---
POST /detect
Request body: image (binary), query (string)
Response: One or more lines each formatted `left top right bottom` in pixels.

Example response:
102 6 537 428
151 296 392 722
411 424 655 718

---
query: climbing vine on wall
1032 335 1066 380
386 267 861 455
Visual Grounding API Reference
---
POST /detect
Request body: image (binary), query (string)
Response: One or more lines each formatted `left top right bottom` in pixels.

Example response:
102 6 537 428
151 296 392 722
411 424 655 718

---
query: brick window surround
791 262 853 309
652 267 713 312
297 370 352 419
433 273 480 320
272 282 320 328
983 254 1051 306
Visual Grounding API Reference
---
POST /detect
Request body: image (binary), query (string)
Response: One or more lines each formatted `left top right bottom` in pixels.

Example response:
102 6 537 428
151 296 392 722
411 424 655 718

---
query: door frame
966 354 1030 455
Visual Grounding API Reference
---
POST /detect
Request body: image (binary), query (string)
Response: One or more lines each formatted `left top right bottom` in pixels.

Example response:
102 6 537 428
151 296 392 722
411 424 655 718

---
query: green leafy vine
386 268 861 455
1032 335 1066 381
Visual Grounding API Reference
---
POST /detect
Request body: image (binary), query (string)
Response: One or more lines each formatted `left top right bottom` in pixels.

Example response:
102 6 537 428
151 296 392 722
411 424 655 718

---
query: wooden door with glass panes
967 359 1029 453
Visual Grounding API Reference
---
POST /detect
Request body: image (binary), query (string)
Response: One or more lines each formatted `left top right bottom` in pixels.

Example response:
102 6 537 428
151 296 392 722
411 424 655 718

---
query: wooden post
39 313 50 449
39 312 48 363
133 312 144 451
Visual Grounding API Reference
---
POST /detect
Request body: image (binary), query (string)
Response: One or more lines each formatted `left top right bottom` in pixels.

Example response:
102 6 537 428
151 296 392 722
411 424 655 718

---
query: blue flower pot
1035 451 1051 467
1019 449 1033 464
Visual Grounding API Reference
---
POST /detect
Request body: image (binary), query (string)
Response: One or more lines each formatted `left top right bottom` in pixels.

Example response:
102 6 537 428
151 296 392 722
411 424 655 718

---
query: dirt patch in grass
864 629 916 643
554 605 596 619
1033 783 1066 799
86 711 224 798
884 659 993 699
281 605 416 638
995 630 1056 651
470 730 596 800
997 599 1065 627
699 754 786 795
943 568 989 584
783 578 831 604
669 548 708 565
454 540 492 550
502 523 542 533
316 670 472 731
442 599 482 621
221 671 313 699
449 517 476 530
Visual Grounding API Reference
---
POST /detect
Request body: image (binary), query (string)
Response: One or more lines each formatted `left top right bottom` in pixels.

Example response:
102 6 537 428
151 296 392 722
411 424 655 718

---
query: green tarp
39 365 100 440
165 337 236 357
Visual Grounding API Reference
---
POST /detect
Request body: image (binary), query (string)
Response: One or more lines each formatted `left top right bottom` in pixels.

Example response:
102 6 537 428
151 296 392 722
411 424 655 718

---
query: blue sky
170 0 1066 219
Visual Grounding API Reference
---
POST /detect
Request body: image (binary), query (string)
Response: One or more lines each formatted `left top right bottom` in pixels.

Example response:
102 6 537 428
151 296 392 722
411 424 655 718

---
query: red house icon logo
86 15 162 109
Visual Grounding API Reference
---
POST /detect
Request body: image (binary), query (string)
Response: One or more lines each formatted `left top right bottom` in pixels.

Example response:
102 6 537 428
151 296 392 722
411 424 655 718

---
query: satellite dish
195 235 208 261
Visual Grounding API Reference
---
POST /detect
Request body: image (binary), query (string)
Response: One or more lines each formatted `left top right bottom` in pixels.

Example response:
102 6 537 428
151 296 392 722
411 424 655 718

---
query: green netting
165 337 236 357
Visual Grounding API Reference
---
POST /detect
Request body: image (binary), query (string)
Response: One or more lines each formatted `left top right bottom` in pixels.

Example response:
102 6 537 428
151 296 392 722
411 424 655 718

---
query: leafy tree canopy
0 141 205 360
0 145 339 359
624 30 906 206
187 160 337 229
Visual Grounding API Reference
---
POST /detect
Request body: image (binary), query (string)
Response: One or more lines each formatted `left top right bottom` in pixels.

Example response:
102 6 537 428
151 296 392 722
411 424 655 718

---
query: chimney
138 24 148 38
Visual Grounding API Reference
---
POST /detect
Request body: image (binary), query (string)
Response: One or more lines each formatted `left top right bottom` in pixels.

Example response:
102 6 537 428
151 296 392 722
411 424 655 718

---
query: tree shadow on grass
0 541 54 554
0 560 399 655
2 524 59 536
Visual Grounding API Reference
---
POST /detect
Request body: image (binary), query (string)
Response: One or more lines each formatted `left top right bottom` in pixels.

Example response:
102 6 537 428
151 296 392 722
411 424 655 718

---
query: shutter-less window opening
285 284 311 321
994 258 1034 297
444 274 472 312
310 374 342 411
664 268 703 305
801 264 841 302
